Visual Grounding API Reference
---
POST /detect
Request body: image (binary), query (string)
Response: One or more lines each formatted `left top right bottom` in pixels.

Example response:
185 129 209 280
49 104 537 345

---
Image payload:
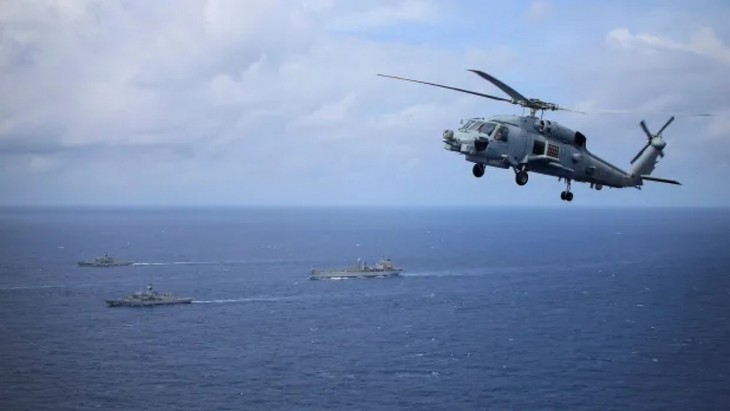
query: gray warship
106 284 193 307
78 253 133 267
310 258 402 280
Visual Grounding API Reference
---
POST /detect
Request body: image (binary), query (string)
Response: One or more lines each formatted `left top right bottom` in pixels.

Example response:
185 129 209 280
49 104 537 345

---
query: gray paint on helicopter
379 70 687 202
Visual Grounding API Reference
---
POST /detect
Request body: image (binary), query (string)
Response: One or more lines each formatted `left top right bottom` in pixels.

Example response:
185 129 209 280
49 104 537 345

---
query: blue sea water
0 207 728 410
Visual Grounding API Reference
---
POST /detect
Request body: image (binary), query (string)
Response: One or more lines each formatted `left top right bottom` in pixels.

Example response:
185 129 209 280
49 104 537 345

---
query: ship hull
310 269 402 280
106 298 193 307
78 261 134 267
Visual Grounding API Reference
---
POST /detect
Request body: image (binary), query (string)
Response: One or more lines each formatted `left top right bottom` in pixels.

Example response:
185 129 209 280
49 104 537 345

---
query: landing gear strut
472 163 485 178
560 179 574 202
515 169 528 186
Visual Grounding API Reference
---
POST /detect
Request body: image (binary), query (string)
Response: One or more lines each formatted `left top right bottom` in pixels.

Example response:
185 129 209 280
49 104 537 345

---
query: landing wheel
560 179 574 202
472 163 485 178
515 171 528 186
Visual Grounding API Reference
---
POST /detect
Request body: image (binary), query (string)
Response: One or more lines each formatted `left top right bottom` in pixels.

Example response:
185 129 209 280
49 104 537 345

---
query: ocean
0 207 728 410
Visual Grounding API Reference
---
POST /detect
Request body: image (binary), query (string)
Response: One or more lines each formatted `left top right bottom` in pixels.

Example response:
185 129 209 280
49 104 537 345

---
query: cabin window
547 143 560 158
532 139 545 155
494 125 509 141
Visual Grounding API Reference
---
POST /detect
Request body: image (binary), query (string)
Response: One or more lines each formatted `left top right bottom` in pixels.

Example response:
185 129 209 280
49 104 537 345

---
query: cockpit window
478 122 497 136
460 120 475 131
468 121 485 131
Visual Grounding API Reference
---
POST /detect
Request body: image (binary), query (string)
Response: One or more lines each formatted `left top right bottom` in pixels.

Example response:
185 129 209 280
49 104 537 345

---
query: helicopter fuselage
379 69 680 201
443 114 639 191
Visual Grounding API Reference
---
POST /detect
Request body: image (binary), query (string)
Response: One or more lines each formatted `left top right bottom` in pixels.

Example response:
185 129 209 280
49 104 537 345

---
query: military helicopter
378 70 687 201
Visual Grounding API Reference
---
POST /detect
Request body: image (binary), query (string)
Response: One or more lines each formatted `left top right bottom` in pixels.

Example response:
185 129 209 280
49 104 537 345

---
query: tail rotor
632 116 674 164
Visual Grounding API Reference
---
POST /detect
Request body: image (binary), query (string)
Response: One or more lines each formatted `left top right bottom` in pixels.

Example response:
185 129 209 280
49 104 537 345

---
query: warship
106 284 193 307
78 253 133 267
310 258 402 280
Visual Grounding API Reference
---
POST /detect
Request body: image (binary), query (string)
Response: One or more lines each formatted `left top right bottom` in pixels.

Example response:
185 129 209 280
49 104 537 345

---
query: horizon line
0 204 728 210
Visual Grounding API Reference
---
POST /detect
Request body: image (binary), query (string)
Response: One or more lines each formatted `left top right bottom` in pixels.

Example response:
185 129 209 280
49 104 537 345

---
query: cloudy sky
1 0 729 207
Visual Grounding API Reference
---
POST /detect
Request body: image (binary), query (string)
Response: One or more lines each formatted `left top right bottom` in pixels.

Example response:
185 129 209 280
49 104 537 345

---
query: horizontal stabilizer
641 175 681 185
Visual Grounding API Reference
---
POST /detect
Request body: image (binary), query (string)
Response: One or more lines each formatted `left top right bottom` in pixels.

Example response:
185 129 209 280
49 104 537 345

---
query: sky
1 0 729 207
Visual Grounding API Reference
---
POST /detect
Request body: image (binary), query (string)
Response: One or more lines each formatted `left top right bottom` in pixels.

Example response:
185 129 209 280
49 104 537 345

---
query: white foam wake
193 296 297 304
0 284 91 291
133 259 290 266
133 261 221 266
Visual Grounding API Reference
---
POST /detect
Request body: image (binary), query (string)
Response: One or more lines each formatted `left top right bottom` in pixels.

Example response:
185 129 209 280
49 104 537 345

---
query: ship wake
193 296 299 304
133 259 301 266
134 260 248 266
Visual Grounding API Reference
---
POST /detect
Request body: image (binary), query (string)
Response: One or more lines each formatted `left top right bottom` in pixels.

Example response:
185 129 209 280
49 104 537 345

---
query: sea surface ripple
1 207 729 410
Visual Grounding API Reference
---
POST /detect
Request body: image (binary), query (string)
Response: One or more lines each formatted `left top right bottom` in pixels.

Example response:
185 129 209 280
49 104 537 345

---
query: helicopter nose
442 129 460 152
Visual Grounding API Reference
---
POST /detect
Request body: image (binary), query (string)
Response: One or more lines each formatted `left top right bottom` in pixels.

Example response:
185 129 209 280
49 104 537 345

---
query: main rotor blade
468 69 530 104
377 74 512 103
631 143 650 164
577 109 712 116
555 106 587 114
640 120 653 140
657 116 675 136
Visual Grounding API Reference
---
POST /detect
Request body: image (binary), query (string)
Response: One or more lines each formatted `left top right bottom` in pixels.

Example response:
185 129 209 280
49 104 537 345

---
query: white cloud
296 93 358 129
27 155 56 173
0 1 728 206
325 1 438 31
525 0 550 22
708 108 730 139
607 26 730 65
